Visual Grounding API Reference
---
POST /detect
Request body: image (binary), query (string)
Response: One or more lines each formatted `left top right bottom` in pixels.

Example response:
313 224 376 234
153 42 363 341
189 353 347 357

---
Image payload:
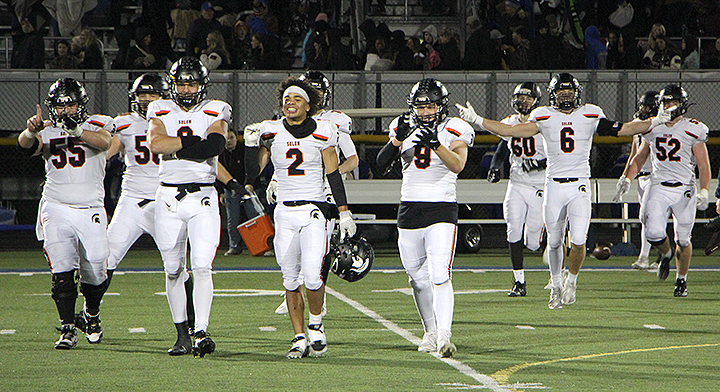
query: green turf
1 249 719 391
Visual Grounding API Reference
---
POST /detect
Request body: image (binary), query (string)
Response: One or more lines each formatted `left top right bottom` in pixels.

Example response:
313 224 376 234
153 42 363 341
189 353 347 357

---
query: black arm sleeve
175 133 226 160
596 118 623 136
327 169 348 207
376 142 400 172
489 139 509 170
715 167 720 199
244 146 260 185
17 136 39 157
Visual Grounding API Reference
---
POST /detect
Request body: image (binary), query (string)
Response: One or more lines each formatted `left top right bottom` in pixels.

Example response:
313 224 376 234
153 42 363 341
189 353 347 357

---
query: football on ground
593 246 611 260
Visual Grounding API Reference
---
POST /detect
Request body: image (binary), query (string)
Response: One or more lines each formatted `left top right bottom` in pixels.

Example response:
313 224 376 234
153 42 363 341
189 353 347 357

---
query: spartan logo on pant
201 196 211 207
578 185 587 193
311 208 321 220
536 190 543 198
92 213 101 224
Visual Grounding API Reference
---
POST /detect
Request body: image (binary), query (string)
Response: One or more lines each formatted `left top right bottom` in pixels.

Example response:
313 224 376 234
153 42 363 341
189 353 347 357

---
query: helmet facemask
45 78 89 126
407 78 449 129
130 73 169 117
658 85 689 119
548 73 582 111
512 82 541 115
168 57 209 109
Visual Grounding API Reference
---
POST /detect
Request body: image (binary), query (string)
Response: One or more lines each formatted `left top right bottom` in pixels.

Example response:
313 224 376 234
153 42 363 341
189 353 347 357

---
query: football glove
414 128 440 150
612 175 631 202
521 158 546 172
225 179 248 197
244 122 262 147
487 168 501 183
650 103 674 129
394 112 412 142
265 177 278 204
338 210 356 240
697 188 709 211
61 114 83 137
455 101 484 129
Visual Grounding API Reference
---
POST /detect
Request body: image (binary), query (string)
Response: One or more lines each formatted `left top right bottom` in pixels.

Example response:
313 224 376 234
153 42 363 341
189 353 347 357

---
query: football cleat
508 281 527 297
193 330 215 358
168 321 192 356
54 324 77 349
286 336 309 359
548 287 563 309
436 329 456 358
562 280 576 305
631 256 650 270
275 298 289 315
77 309 103 344
417 331 437 353
656 253 672 281
307 324 327 357
674 278 688 297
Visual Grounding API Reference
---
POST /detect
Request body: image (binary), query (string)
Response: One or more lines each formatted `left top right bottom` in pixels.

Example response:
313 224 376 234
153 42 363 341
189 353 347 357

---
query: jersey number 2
286 148 304 176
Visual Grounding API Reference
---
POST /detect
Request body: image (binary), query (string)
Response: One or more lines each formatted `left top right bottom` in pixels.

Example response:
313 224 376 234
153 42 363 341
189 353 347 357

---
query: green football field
1 249 719 392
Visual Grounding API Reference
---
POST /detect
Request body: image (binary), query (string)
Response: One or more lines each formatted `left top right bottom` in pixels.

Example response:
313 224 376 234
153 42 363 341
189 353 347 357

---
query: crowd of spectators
8 0 720 71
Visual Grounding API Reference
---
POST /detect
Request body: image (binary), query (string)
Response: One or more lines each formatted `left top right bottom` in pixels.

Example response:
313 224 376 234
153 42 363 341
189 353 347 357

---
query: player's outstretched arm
456 101 539 138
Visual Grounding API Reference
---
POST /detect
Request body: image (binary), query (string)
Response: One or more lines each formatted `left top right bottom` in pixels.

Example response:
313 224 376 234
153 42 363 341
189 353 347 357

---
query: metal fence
3 69 720 223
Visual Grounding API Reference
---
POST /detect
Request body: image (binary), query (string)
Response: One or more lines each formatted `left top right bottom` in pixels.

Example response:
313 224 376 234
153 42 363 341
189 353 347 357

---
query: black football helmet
658 84 689 119
299 71 331 108
512 82 542 115
329 235 374 282
129 73 170 116
634 90 659 120
167 56 209 108
548 73 582 110
407 78 449 128
45 78 89 126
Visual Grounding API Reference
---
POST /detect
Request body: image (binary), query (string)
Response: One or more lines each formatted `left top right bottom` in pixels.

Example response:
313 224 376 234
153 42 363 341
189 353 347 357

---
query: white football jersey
389 116 475 202
40 114 113 207
314 109 356 159
259 118 339 202
501 114 546 185
113 112 159 199
529 104 605 178
147 99 232 184
642 117 708 185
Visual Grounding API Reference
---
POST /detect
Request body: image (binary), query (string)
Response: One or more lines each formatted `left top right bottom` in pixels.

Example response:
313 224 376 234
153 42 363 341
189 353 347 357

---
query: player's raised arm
17 104 47 155
456 101 539 138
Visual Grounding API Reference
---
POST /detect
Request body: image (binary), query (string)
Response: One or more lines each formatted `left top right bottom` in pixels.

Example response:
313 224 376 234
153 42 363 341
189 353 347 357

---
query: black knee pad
51 271 78 301
80 279 109 299
648 237 667 247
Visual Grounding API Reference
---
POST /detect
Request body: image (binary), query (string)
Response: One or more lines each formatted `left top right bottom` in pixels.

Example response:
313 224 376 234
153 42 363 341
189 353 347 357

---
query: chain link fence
3 70 720 224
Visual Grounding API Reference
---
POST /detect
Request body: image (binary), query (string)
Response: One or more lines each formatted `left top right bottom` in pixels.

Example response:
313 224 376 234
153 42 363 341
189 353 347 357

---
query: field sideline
2 249 720 392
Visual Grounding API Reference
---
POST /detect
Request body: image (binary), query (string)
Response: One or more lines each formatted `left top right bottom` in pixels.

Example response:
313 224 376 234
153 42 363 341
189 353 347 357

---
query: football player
615 85 711 297
147 57 231 357
486 82 546 297
103 73 196 332
271 71 358 316
615 90 659 270
246 77 356 359
376 78 474 357
17 78 113 349
458 73 672 309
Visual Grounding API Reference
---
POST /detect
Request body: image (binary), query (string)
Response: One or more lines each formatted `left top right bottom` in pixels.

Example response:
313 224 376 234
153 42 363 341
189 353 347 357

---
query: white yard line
325 286 512 392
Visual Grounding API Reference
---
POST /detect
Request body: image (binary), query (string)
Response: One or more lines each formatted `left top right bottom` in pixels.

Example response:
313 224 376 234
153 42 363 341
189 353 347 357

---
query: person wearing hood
585 25 607 69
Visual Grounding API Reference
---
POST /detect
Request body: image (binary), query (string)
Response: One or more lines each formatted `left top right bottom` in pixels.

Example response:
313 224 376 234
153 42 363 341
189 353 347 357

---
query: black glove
414 128 440 150
394 112 412 142
487 168 501 183
225 179 248 197
180 134 202 148
61 114 77 130
521 158 546 172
